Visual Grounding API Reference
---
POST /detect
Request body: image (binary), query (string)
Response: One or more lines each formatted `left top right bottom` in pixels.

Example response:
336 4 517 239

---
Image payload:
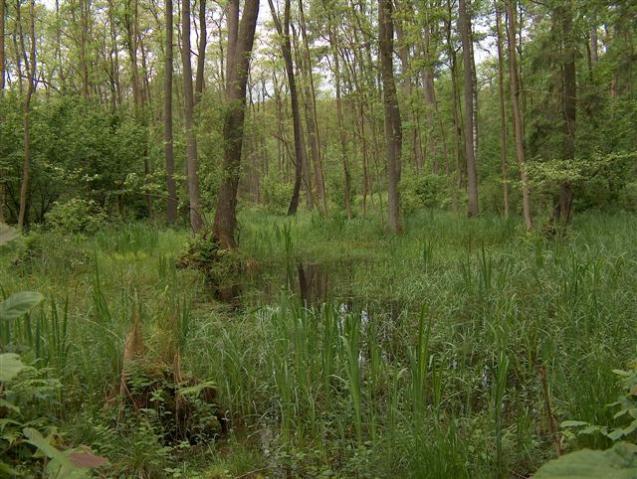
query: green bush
45 198 107 234
401 173 451 214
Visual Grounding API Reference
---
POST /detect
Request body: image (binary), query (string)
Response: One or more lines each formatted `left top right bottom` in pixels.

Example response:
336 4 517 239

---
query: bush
45 198 107 234
401 173 451 214
261 175 293 214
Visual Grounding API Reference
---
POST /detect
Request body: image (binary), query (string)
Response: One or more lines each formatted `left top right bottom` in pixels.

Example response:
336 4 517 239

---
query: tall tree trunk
506 0 532 229
459 0 479 217
495 2 509 218
195 0 206 102
0 0 5 93
80 0 90 98
379 0 402 233
164 0 177 224
0 0 5 222
18 0 36 231
107 0 121 108
268 0 305 216
296 0 327 214
212 0 259 249
327 14 352 219
553 0 577 226
181 0 203 232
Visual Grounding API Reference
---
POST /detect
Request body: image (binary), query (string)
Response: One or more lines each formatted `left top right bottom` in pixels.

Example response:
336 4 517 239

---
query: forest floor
2 209 637 478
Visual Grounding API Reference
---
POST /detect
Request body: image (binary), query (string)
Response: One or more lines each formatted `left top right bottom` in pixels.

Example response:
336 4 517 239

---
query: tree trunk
212 0 259 249
328 15 352 219
0 0 5 93
379 0 402 233
296 0 327 214
195 0 206 103
553 0 576 226
18 0 36 231
268 0 305 216
459 0 479 217
495 2 509 218
164 0 177 224
181 0 204 233
506 0 532 230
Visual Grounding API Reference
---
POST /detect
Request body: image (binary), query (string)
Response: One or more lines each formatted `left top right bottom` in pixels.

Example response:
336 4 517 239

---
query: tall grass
1 210 636 477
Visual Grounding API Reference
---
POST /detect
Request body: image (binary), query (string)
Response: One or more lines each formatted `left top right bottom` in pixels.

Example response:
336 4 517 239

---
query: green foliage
260 174 294 214
527 151 637 211
0 291 44 321
401 173 451 214
534 442 637 479
45 198 107 234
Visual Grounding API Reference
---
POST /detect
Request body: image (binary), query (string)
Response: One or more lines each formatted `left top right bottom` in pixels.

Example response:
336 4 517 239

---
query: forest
1 0 637 477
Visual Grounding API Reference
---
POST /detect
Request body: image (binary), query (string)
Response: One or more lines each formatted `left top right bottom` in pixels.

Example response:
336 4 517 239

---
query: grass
1 209 636 477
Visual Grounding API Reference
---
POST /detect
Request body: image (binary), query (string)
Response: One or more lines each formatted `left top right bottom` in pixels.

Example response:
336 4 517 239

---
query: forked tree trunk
18 0 36 231
164 0 177 224
268 0 305 216
212 0 259 249
181 0 203 233
379 0 402 233
459 0 479 217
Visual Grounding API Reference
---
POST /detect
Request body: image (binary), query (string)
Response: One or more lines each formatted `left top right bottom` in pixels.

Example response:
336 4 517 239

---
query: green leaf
0 353 28 382
0 292 44 321
534 442 637 478
561 420 589 428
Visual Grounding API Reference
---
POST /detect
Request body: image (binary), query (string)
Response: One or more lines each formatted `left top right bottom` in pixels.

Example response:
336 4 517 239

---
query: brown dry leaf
69 450 108 468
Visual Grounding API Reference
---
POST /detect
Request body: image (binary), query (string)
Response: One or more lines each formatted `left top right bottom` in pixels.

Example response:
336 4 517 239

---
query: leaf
561 420 589 428
0 292 44 321
534 442 637 478
68 450 108 468
0 353 28 382
23 427 66 461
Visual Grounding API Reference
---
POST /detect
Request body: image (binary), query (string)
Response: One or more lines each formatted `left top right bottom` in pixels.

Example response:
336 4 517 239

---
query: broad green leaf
0 292 44 321
0 353 28 382
534 442 637 478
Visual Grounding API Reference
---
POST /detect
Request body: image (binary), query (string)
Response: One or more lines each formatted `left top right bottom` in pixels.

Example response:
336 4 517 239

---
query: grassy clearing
1 209 636 477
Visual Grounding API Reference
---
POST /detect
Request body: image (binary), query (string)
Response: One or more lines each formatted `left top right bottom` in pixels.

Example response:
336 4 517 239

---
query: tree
495 2 509 218
379 0 402 233
268 0 305 216
212 0 259 249
505 0 532 230
458 0 479 217
164 0 177 224
181 0 203 233
553 0 577 226
18 0 36 230
195 0 206 102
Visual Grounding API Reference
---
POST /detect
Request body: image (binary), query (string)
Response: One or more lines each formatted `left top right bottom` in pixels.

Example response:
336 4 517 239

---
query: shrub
45 198 107 234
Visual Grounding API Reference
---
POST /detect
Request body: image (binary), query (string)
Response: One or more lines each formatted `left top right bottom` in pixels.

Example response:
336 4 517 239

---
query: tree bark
0 0 5 92
212 0 259 249
18 0 36 231
495 2 509 218
506 0 532 230
379 0 402 233
181 0 204 232
327 14 352 219
459 0 479 217
553 0 576 226
296 0 327 214
268 0 305 216
195 0 206 103
164 0 177 224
